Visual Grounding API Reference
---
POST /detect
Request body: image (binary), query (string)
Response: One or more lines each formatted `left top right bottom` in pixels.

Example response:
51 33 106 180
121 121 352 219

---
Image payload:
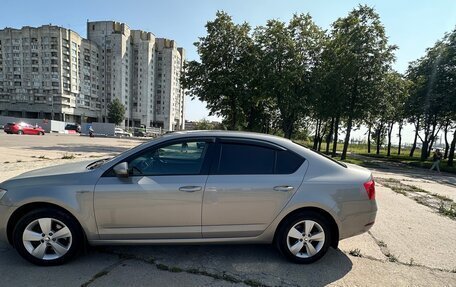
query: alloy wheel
22 217 72 260
286 220 325 258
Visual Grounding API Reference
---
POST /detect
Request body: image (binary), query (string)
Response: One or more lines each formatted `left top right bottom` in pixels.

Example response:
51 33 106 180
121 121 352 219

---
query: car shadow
95 244 353 286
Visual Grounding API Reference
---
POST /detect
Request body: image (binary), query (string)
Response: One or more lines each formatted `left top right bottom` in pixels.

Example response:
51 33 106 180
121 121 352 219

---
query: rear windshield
293 141 347 168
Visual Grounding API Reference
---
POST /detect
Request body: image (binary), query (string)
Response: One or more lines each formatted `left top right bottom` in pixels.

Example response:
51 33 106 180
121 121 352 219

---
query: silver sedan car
0 131 377 265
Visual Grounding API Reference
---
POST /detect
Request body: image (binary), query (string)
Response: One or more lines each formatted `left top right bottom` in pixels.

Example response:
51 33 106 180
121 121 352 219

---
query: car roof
162 130 293 144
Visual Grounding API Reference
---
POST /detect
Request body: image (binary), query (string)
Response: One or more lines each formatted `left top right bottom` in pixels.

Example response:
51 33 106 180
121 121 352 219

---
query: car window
128 141 208 176
275 150 304 174
218 143 275 175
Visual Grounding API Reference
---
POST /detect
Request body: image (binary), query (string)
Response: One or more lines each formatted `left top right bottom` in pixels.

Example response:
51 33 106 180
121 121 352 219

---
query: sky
2 0 455 144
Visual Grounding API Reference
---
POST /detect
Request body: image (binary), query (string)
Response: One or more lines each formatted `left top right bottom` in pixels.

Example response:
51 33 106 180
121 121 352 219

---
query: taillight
363 180 375 200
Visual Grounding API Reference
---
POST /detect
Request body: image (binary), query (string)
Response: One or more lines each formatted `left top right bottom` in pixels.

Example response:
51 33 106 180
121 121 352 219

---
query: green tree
406 39 449 161
182 11 255 130
328 5 396 160
107 98 126 126
254 14 325 138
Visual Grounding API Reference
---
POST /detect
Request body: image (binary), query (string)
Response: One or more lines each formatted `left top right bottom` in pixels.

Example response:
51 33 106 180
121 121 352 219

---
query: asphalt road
0 133 455 286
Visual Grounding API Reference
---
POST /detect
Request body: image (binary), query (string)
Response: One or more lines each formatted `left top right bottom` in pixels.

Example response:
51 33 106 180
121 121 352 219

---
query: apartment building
87 21 185 130
0 21 185 131
0 25 100 122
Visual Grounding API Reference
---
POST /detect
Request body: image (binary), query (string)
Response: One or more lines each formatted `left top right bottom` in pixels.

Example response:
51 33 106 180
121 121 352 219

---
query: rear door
202 138 307 238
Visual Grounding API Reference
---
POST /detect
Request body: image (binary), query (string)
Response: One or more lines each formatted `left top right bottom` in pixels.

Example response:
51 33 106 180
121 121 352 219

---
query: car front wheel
17 130 23 135
276 211 332 264
12 208 83 266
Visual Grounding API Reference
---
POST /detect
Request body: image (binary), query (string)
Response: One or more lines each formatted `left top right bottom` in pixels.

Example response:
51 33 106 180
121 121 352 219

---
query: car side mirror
113 162 129 178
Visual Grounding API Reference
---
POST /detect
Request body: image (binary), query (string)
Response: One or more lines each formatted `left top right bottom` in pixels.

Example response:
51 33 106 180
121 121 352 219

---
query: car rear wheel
17 130 23 135
276 211 331 264
39 131 44 135
12 208 83 266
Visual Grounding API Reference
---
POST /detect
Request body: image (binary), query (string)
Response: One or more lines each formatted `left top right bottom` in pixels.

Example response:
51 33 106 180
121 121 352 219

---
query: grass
61 154 75 160
296 141 456 174
438 202 456 219
377 178 456 220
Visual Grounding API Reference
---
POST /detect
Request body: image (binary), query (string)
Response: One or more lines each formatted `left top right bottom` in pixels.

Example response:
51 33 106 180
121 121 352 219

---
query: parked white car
114 127 132 137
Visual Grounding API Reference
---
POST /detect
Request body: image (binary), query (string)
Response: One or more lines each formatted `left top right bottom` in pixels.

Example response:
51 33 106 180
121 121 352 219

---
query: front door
94 139 214 240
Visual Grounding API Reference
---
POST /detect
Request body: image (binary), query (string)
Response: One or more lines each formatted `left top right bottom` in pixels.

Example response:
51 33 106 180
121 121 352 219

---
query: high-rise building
0 21 185 131
0 25 101 122
87 21 185 130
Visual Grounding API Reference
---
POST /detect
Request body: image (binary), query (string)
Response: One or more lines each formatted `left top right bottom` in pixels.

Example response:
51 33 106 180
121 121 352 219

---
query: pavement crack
80 257 128 287
97 249 272 287
365 231 455 274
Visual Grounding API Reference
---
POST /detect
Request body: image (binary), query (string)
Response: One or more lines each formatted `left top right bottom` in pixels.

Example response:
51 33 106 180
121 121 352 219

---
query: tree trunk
410 119 420 157
397 122 403 155
448 129 456 167
427 123 437 157
367 124 371 154
444 123 450 159
282 117 294 139
376 123 383 155
341 116 353 161
313 120 320 150
325 117 334 154
331 116 340 157
387 122 394 157
420 120 430 161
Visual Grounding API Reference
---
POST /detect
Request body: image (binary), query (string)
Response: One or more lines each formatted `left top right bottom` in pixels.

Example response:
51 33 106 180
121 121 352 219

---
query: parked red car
4 122 45 135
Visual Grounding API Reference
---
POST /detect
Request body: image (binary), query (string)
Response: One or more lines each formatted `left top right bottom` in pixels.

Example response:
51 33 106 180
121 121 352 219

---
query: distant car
0 131 376 266
114 127 132 137
64 124 81 133
4 122 45 135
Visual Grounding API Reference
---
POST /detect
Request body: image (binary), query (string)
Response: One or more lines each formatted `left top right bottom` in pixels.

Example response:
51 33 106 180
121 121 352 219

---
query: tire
39 131 44 136
12 208 84 266
276 211 332 264
17 130 23 135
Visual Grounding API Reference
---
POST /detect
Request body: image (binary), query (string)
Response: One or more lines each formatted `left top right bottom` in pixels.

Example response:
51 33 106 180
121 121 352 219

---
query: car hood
9 160 95 180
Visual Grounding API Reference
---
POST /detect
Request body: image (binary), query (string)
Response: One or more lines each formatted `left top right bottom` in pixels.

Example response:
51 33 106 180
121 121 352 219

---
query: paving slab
91 259 248 287
0 241 120 287
339 232 385 260
369 185 456 270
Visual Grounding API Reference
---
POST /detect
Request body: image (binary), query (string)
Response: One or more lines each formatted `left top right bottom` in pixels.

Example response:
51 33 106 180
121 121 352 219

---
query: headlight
0 189 7 200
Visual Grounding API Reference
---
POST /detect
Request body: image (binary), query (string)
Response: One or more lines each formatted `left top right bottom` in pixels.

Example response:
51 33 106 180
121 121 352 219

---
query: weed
61 154 75 160
16 160 22 163
349 248 362 257
169 267 183 273
438 202 456 219
409 258 415 266
378 240 387 248
387 254 398 262
4 161 10 164
244 279 267 287
156 263 169 271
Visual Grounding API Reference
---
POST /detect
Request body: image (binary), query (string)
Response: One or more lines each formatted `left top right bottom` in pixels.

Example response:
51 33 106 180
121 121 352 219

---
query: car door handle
273 186 294 192
179 186 202 192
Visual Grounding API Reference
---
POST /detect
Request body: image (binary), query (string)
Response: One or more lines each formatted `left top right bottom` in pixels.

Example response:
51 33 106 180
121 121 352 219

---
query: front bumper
0 203 16 243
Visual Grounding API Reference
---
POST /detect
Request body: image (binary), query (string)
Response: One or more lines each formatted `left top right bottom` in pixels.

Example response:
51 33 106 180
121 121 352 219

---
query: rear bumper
339 202 377 240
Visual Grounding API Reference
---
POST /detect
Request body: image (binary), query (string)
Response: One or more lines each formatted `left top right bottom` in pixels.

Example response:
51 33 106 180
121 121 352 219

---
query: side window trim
102 137 216 177
210 138 305 176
